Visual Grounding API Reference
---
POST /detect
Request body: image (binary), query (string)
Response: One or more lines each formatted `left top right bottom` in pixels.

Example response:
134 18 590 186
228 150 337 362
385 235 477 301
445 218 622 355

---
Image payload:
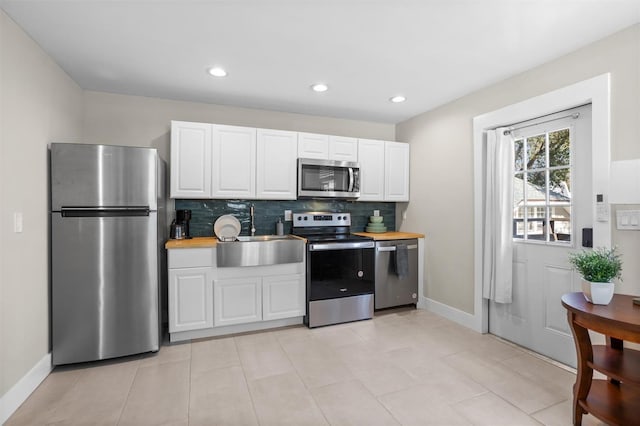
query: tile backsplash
175 199 396 237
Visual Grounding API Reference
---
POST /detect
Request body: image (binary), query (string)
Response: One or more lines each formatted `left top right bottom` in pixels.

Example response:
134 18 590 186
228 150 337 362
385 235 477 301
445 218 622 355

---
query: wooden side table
561 292 640 426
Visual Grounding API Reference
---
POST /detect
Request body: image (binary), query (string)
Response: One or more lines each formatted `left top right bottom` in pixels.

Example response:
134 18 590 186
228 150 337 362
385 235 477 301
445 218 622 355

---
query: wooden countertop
165 237 218 249
165 234 307 249
166 233 421 248
353 231 424 240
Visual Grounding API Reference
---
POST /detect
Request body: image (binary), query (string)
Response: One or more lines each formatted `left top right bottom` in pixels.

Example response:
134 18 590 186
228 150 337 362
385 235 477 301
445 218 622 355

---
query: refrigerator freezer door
51 212 160 365
51 143 158 211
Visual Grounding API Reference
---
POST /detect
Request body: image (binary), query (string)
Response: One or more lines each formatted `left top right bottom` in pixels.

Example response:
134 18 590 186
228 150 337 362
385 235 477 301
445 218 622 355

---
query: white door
329 135 358 162
212 125 256 199
298 132 329 159
358 139 385 201
168 267 213 333
262 274 305 321
170 121 212 198
256 129 298 200
489 105 592 367
213 276 262 326
384 141 410 201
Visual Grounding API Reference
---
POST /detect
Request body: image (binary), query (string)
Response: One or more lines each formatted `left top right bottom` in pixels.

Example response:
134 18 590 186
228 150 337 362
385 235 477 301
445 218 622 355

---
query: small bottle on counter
276 218 284 235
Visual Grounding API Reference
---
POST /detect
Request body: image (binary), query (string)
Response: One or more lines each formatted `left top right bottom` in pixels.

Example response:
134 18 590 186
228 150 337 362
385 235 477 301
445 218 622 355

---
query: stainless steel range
292 212 375 328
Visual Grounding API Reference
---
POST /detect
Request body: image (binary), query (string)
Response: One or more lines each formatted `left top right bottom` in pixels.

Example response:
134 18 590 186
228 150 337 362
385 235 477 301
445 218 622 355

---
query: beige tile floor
6 309 606 426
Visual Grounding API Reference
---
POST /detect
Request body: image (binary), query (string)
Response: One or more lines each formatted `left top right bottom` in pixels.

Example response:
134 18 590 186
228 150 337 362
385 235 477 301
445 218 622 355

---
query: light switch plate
616 209 640 230
14 212 23 233
284 210 292 221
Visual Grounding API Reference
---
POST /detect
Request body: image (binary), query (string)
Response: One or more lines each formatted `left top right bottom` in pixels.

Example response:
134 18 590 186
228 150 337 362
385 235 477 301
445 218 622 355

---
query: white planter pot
581 279 615 305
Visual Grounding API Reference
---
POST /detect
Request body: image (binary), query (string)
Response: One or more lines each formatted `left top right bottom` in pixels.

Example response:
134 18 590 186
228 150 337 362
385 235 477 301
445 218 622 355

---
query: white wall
82 91 396 163
0 8 83 401
0 10 395 414
396 24 640 314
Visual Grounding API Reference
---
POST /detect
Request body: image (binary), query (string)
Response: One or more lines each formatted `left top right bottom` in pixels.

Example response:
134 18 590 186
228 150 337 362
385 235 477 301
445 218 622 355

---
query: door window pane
549 168 571 200
513 127 572 244
514 139 524 172
549 128 570 167
526 135 546 169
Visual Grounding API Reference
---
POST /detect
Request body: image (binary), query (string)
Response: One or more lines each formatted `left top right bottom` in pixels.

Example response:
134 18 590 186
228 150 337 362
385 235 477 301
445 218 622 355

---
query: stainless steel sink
217 235 304 267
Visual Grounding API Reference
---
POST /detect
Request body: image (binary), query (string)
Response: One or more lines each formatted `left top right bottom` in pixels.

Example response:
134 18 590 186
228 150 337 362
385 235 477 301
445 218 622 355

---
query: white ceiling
1 0 639 124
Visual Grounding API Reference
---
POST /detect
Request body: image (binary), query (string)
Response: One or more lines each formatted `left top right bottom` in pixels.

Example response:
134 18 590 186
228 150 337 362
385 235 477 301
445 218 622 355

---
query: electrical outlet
284 210 292 221
373 210 380 216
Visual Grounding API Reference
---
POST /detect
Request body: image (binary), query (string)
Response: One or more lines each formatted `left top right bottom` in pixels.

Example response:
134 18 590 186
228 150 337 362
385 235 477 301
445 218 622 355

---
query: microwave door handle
348 167 354 192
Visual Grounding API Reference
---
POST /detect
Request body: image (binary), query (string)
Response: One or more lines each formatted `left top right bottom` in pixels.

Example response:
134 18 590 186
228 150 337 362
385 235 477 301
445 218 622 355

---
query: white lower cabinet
214 273 305 326
168 247 306 341
169 267 214 333
213 276 262 326
263 274 305 321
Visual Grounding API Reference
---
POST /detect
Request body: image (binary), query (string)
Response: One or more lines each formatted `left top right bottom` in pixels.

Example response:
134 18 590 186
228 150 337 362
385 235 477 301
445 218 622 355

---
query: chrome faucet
250 204 256 236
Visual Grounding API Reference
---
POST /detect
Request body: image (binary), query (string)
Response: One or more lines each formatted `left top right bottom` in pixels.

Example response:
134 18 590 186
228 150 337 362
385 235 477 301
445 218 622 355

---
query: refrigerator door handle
61 206 150 217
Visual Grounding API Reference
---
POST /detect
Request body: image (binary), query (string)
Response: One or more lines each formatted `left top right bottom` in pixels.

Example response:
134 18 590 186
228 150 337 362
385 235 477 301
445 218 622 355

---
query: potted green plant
568 247 622 305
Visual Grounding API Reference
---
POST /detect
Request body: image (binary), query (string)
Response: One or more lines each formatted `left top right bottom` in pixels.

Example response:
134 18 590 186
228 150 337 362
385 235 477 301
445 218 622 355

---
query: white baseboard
170 317 304 343
0 353 52 425
418 296 481 332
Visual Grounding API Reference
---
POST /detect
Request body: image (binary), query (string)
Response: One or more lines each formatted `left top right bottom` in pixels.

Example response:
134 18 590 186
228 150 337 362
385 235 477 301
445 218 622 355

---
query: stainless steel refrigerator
50 143 166 365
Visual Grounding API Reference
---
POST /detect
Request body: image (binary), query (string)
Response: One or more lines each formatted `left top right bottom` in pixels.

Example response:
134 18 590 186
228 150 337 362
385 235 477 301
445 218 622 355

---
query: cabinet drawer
168 248 215 268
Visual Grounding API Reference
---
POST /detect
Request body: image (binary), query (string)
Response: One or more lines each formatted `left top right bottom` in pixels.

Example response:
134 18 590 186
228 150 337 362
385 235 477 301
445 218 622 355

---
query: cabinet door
256 129 298 200
212 125 257 199
168 267 213 333
357 139 385 201
329 135 358 162
170 121 212 198
213 277 262 326
262 274 305 321
385 141 410 201
298 132 329 159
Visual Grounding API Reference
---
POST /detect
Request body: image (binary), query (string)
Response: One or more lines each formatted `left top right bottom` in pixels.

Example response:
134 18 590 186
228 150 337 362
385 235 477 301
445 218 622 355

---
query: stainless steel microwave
297 158 360 199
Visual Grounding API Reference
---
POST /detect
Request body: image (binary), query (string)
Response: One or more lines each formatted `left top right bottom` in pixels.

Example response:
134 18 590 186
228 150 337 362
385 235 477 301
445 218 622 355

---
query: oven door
307 241 375 301
298 158 360 199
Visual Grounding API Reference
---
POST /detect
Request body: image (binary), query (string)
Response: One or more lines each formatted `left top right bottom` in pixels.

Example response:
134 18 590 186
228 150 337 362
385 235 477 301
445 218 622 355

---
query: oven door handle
309 241 375 251
377 245 418 252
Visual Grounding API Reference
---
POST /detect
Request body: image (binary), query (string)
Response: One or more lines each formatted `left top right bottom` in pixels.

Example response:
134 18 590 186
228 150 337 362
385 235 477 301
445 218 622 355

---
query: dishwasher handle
377 244 418 252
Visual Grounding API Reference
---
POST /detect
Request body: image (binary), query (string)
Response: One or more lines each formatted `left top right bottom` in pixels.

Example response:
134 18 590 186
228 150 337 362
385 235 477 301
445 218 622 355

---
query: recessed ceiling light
311 83 328 92
208 67 227 77
390 95 406 103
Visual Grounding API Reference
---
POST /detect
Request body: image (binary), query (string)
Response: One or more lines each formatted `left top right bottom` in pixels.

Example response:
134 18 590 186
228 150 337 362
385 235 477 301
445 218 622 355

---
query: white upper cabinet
298 132 358 161
384 141 410 202
170 121 409 202
212 125 257 199
256 129 298 200
170 121 212 198
329 135 358 162
298 132 329 159
358 139 386 201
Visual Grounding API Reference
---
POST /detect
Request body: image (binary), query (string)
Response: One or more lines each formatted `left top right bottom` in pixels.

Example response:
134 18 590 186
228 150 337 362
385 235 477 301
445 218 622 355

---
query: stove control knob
297 216 302 221
304 216 308 220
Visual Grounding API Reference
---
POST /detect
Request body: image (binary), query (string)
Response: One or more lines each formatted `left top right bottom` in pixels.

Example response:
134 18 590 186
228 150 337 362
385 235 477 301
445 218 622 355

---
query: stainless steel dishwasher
375 239 418 309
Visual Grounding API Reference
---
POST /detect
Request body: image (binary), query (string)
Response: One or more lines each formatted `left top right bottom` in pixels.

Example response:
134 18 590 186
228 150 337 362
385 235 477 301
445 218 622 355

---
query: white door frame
472 74 611 333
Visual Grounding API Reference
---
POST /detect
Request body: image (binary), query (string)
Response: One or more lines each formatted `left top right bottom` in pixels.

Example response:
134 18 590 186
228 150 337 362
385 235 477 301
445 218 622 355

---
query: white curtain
482 128 515 303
